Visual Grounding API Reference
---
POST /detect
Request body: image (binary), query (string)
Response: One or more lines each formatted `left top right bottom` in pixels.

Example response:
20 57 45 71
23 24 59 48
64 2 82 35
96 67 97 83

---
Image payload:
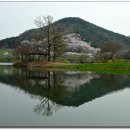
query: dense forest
0 17 130 49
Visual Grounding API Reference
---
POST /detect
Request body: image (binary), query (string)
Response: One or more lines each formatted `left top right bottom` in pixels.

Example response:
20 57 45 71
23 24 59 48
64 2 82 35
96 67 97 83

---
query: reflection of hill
0 66 130 108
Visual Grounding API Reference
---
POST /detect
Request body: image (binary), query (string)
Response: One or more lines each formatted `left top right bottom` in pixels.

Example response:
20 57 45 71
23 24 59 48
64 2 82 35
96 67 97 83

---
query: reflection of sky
0 2 130 39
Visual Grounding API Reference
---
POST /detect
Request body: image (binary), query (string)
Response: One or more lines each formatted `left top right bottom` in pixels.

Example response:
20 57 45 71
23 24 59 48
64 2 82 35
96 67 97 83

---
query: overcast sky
0 2 130 40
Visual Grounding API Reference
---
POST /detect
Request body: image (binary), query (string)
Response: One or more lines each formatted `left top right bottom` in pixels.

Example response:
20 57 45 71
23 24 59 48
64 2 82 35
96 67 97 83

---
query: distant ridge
0 17 130 48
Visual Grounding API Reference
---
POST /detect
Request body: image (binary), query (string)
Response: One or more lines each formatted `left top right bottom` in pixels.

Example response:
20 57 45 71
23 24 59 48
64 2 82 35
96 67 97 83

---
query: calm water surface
0 65 130 127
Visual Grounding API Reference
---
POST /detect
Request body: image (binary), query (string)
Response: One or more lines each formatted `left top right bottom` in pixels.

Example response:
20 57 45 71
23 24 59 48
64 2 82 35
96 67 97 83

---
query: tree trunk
21 55 23 61
47 24 51 62
111 53 114 62
48 49 51 61
53 54 56 62
53 45 56 62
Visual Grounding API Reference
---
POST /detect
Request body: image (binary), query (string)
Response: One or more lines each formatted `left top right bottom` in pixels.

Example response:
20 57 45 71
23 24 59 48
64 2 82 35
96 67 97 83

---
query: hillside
0 17 130 48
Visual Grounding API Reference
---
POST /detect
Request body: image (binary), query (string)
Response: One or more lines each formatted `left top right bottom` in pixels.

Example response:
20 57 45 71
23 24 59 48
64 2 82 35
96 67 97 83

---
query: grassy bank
23 61 130 75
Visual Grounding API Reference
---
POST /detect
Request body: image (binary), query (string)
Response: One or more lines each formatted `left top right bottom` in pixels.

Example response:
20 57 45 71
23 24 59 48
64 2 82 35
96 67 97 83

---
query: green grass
15 59 130 75
43 61 130 75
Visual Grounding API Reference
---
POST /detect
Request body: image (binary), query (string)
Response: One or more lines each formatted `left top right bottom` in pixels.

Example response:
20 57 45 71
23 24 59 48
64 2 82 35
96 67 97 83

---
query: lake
0 65 130 127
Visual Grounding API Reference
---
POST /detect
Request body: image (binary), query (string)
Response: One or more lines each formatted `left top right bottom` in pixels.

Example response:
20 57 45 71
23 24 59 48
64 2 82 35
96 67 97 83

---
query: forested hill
0 17 130 48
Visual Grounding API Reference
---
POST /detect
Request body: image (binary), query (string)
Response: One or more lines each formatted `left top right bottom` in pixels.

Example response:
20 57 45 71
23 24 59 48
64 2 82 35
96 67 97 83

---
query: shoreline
12 61 130 75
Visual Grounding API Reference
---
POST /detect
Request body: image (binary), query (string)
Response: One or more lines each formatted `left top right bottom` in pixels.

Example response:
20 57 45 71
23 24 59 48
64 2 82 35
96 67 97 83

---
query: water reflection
0 66 130 117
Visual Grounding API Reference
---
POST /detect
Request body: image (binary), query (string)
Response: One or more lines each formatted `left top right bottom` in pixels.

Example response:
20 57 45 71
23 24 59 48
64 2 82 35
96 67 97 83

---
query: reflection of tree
1 66 130 115
34 97 61 116
33 71 63 117
99 74 122 89
51 72 67 100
